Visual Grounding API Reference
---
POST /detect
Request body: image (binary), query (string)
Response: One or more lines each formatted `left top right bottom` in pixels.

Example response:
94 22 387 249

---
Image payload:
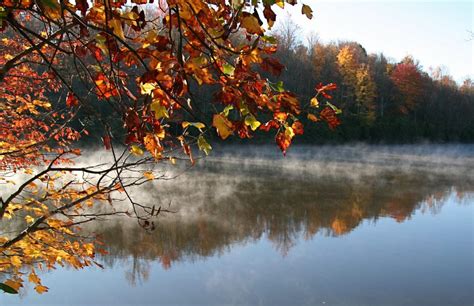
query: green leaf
0 283 18 294
262 36 277 44
39 0 59 8
222 63 235 76
244 114 261 131
270 81 285 93
222 105 234 117
326 101 342 114
197 135 212 155
0 7 7 20
239 103 250 116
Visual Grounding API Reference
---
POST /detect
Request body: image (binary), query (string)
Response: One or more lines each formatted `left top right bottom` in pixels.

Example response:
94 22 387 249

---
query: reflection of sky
3 192 473 306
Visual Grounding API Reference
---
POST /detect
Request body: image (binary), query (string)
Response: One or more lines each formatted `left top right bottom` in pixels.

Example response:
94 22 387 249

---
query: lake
2 145 473 306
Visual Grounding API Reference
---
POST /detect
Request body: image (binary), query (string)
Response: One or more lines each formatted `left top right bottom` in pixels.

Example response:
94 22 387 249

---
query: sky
273 0 473 84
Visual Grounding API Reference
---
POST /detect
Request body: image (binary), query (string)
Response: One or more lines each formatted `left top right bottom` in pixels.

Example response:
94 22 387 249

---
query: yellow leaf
25 215 35 224
302 4 313 19
244 114 261 131
140 82 156 95
130 145 144 156
46 219 63 229
10 256 22 268
109 19 125 40
310 96 319 108
212 114 233 140
83 243 95 256
197 135 212 155
4 279 22 291
144 134 163 159
285 126 295 138
241 15 263 35
144 171 154 180
34 285 48 294
182 122 206 130
28 271 40 285
150 101 169 120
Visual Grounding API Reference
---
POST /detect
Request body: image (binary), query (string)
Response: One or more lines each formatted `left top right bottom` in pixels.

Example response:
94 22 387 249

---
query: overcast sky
273 0 473 84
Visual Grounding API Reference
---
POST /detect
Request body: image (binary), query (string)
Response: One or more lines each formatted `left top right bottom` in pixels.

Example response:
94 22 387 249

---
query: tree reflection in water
87 156 473 285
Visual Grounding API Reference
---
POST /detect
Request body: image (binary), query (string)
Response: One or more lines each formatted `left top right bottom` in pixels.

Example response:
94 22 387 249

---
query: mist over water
2 144 473 306
113 144 474 217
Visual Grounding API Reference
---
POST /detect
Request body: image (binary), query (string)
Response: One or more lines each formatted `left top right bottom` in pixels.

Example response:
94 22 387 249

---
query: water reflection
2 146 474 305
91 157 473 284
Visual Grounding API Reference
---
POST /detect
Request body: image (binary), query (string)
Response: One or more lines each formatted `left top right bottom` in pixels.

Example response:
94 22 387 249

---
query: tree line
265 22 474 143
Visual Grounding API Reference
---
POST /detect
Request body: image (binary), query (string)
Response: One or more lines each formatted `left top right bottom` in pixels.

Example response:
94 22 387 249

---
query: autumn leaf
302 4 313 19
0 282 18 294
10 256 22 268
66 92 79 108
241 14 263 35
75 0 89 15
292 121 304 135
222 63 235 76
28 271 40 285
276 131 292 155
244 114 261 131
182 122 206 131
320 107 341 129
197 135 212 155
212 114 233 140
130 145 144 156
3 279 22 292
144 133 162 158
143 171 154 180
37 0 61 19
260 57 285 76
150 101 169 120
275 0 285 8
263 6 276 28
34 285 48 294
102 135 112 150
310 96 319 108
25 215 34 224
109 19 125 40
307 113 319 122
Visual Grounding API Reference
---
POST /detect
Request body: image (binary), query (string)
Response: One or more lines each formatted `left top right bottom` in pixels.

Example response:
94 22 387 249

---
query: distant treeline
262 24 474 143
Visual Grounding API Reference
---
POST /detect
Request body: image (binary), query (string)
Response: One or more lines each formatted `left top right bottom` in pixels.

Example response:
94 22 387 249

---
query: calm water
2 145 474 305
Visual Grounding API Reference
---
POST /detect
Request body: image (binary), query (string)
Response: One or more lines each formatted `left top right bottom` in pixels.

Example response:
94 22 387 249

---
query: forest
268 28 474 143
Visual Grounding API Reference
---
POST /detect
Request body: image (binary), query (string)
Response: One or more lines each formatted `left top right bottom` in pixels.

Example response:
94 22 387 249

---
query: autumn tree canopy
0 0 341 294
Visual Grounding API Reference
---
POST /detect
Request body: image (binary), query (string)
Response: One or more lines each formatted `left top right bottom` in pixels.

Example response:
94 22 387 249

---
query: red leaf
66 92 79 108
102 135 111 150
320 107 341 129
75 0 89 15
276 131 292 155
260 120 279 132
291 121 304 135
260 57 284 76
